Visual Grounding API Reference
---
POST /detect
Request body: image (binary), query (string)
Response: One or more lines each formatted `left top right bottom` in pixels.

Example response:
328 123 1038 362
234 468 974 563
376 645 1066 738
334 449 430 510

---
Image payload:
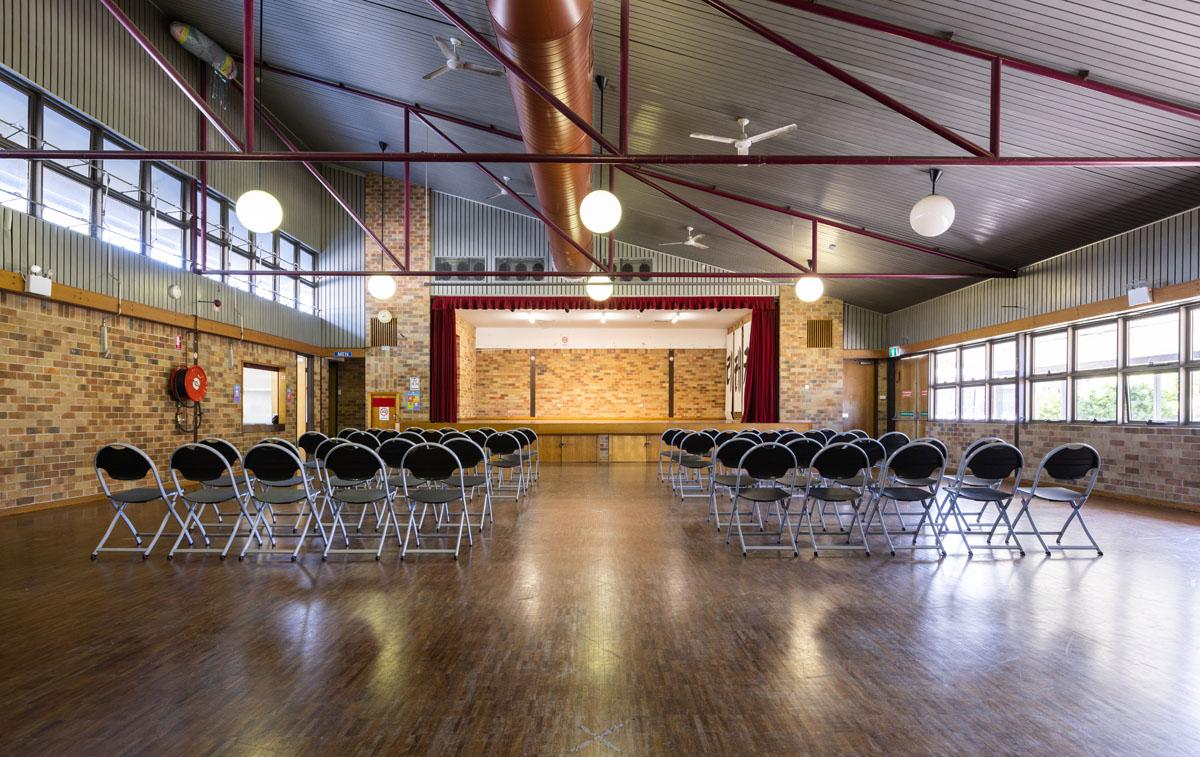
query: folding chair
658 429 685 484
673 431 715 499
509 428 536 485
846 429 871 439
91 443 185 560
321 442 396 560
298 431 329 475
399 431 425 444
378 429 400 442
802 430 827 443
516 427 541 482
198 437 249 525
421 430 444 443
1009 444 1103 556
941 437 1006 529
877 431 910 459
759 431 781 444
816 428 837 442
708 436 757 529
166 443 254 560
863 441 947 557
940 442 1025 557
829 432 859 445
727 443 800 556
336 428 360 439
347 430 381 449
485 431 526 499
398 443 474 559
239 443 322 561
444 436 493 531
796 443 873 557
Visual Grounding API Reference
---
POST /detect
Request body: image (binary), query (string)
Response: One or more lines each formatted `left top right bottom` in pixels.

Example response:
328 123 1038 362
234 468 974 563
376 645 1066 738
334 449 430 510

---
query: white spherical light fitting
909 168 955 238
367 275 396 301
585 275 614 302
579 189 622 234
795 276 824 302
235 189 283 234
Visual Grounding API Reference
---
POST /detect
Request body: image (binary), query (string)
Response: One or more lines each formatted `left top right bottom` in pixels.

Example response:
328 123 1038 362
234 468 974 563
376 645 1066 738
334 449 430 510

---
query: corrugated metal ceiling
146 0 1200 311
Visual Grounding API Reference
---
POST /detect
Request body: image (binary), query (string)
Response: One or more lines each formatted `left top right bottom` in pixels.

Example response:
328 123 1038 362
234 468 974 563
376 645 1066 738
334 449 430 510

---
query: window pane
242 366 278 425
101 138 140 199
252 257 275 300
255 231 275 263
1074 375 1117 422
1126 372 1179 423
278 273 296 307
961 345 986 382
203 240 224 282
229 211 250 252
934 351 957 384
1032 331 1067 375
278 237 296 269
298 282 314 314
1127 312 1179 366
961 385 986 420
151 166 185 222
42 106 92 175
229 249 250 291
1032 380 1066 421
991 384 1016 421
991 340 1016 379
933 387 957 420
0 157 28 211
149 221 183 268
0 78 29 146
1075 322 1117 371
301 249 314 272
100 197 141 253
1191 309 1200 362
205 193 224 238
1191 370 1200 423
41 170 92 233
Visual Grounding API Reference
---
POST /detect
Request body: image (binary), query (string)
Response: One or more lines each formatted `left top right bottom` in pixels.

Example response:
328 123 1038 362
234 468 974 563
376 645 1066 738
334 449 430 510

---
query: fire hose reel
169 365 208 403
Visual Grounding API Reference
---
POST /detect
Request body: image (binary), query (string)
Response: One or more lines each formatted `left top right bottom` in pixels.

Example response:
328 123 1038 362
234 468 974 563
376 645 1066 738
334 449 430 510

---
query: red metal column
990 58 1002 157
242 0 255 152
810 219 817 273
197 67 209 273
404 110 411 272
619 0 630 154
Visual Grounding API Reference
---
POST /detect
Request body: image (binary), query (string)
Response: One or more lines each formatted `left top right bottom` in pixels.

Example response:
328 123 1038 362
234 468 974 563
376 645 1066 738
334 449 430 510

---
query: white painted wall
474 327 728 350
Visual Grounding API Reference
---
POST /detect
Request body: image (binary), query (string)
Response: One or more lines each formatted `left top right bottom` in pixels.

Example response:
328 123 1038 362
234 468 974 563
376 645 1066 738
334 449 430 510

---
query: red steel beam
629 167 1015 275
810 219 817 274
990 58 1002 157
8 149 1200 167
243 0 255 151
424 0 620 155
404 110 411 271
702 0 990 157
767 0 1200 124
622 169 810 273
619 0 631 154
415 113 610 272
97 0 243 150
208 268 990 280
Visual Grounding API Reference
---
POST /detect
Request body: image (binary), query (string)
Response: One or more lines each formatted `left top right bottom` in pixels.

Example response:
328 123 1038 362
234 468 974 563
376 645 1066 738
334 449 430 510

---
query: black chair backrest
170 443 231 484
244 443 303 485
964 442 1023 482
201 437 242 467
964 436 1005 460
830 432 859 445
802 430 826 442
262 437 302 459
405 427 424 432
776 431 802 445
377 437 417 468
336 428 359 439
917 437 949 459
440 430 467 442
444 436 486 469
848 429 870 439
1043 444 1100 481
785 437 823 469
739 442 797 482
298 431 328 456
854 437 886 467
96 444 153 481
421 430 443 443
314 437 346 463
713 430 738 447
760 430 781 444
401 443 463 483
485 432 521 456
378 429 400 441
347 430 380 449
887 442 945 481
325 442 385 484
679 431 715 456
662 428 682 444
735 430 762 441
399 431 425 444
878 431 910 457
477 427 497 434
510 429 532 446
715 437 757 469
811 443 870 481
466 429 489 448
817 429 837 441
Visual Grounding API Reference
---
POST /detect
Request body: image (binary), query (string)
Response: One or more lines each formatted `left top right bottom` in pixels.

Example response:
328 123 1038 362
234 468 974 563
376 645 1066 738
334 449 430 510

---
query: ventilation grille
496 257 546 282
806 319 834 349
370 316 398 347
434 257 485 282
617 258 652 282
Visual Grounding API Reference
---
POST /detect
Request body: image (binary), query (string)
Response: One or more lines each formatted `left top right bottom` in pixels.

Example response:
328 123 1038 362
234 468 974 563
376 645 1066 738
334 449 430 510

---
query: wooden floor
2 464 1200 754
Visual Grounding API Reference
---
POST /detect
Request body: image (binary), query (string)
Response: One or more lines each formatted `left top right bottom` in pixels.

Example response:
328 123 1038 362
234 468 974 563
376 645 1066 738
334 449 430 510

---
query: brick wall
0 290 326 512
470 348 724 419
779 291 845 426
333 357 365 430
925 420 1200 508
363 175 431 419
456 315 477 419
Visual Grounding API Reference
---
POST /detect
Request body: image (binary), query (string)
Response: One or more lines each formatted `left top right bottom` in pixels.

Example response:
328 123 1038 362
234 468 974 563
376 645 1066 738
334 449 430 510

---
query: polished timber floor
3 464 1200 755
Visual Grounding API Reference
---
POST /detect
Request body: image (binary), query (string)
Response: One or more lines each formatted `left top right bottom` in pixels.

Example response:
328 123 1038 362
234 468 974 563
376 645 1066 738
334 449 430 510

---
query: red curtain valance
432 295 777 312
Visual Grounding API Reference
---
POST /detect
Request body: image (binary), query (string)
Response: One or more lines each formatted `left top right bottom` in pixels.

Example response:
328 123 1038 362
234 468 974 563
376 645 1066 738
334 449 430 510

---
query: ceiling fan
486 176 535 201
658 226 709 249
689 116 797 158
423 36 504 80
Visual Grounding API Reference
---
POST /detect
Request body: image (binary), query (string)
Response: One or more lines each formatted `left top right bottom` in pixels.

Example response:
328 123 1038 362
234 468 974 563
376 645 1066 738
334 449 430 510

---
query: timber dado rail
400 420 814 463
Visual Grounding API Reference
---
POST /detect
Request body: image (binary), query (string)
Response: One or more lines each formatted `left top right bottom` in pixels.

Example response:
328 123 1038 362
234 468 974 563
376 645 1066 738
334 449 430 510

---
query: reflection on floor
2 463 1199 753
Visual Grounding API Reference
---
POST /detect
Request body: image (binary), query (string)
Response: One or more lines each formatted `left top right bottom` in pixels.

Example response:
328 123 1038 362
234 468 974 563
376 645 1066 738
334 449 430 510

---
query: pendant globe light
234 2 282 235
366 142 396 302
909 168 955 238
585 275 614 302
794 276 824 302
580 189 622 234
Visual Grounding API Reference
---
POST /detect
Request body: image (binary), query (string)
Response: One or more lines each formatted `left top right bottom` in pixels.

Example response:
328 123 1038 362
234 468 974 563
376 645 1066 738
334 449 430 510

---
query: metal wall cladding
1 206 323 344
317 167 366 348
843 303 886 350
885 206 1200 345
429 191 778 299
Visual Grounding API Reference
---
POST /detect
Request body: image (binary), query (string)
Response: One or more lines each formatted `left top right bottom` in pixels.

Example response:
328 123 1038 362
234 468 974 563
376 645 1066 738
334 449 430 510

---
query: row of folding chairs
90 427 541 562
671 430 1103 559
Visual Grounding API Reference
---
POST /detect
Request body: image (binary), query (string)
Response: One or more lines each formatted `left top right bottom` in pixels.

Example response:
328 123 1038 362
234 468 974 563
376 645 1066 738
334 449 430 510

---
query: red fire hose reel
169 365 208 403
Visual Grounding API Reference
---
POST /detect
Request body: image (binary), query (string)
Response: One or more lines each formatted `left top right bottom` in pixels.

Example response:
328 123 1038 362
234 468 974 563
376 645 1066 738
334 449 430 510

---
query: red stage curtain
741 306 780 423
429 307 458 423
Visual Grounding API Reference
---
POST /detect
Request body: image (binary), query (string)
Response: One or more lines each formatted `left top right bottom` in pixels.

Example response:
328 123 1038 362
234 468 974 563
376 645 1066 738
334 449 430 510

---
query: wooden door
296 355 308 437
842 360 876 435
894 355 929 438
538 435 562 464
610 434 655 462
560 435 599 463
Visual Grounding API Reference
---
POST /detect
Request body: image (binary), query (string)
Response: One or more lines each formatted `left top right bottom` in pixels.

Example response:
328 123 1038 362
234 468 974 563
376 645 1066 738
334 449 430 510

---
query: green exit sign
888 346 902 357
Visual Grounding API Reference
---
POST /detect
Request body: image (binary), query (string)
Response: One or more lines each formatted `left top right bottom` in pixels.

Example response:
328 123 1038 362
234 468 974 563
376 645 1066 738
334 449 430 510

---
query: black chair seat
493 455 522 469
328 476 371 488
714 473 751 487
203 475 241 488
181 487 237 504
252 488 310 505
303 460 320 470
333 488 389 505
681 458 711 470
264 475 308 488
460 474 487 487
1015 485 1078 502
879 486 935 502
386 474 425 489
735 486 791 502
956 486 1010 502
109 486 164 504
896 476 938 487
835 474 871 488
807 487 861 502
407 489 464 504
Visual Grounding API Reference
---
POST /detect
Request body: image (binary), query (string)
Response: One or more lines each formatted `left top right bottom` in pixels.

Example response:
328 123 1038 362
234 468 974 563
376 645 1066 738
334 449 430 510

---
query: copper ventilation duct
486 0 596 274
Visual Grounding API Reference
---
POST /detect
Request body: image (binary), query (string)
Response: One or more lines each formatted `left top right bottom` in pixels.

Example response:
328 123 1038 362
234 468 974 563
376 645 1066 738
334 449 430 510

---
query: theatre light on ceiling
579 189 622 234
367 275 396 301
235 189 283 234
909 168 955 237
585 275 614 302
795 276 824 302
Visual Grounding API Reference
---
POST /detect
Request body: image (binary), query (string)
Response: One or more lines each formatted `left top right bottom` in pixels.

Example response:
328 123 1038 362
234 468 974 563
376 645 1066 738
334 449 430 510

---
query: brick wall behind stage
0 291 326 512
779 293 845 427
926 420 1200 508
456 316 477 419
364 175 432 419
470 348 724 420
